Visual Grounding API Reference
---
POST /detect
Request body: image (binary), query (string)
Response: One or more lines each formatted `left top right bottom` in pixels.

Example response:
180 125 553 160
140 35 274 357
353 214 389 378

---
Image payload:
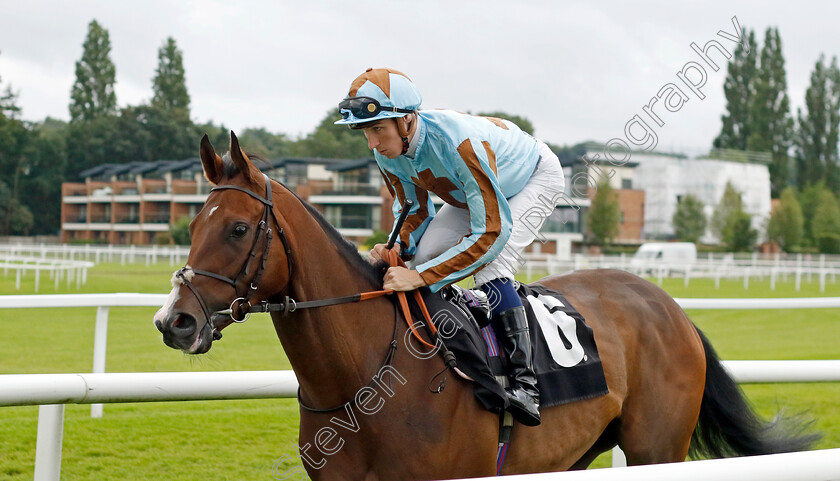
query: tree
797 182 825 247
725 211 758 252
672 194 706 243
0 52 21 119
748 27 794 198
65 115 123 178
588 180 619 246
795 55 840 191
69 20 117 122
170 216 192 245
146 37 197 160
239 127 292 159
476 111 535 135
0 61 33 235
363 230 389 250
812 189 840 253
66 20 122 176
710 181 757 250
152 37 190 115
295 109 372 159
711 182 744 241
132 104 198 161
714 29 758 151
20 118 68 234
766 187 803 251
196 120 233 154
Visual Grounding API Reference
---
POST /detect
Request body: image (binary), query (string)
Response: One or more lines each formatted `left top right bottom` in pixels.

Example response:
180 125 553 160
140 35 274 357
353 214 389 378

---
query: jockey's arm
413 139 513 292
375 167 435 261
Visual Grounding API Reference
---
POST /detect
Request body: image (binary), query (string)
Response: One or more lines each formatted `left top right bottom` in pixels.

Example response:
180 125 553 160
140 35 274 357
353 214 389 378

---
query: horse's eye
231 224 248 238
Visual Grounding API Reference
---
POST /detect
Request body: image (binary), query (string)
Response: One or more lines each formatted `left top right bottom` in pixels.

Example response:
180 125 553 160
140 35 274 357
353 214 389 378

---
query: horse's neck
272 192 395 408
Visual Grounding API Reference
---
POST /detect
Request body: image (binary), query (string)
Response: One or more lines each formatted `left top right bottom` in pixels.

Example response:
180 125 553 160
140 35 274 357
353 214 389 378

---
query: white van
631 242 697 275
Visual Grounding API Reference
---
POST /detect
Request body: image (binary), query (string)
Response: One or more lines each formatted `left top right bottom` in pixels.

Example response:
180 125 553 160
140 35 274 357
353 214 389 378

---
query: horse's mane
293 194 389 288
221 152 388 288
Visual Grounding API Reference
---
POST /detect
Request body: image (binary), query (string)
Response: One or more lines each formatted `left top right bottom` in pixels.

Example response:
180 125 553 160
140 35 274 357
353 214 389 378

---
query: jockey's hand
383 266 426 291
368 242 401 264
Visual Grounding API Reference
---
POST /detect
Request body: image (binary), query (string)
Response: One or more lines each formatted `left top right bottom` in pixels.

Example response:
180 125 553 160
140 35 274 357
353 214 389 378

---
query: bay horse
154 132 816 480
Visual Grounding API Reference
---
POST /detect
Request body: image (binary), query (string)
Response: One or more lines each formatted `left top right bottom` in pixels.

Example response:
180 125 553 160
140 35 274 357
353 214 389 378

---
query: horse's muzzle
156 311 212 354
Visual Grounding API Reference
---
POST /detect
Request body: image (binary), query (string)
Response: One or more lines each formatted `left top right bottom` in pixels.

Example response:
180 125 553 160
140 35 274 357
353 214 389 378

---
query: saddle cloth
409 283 609 413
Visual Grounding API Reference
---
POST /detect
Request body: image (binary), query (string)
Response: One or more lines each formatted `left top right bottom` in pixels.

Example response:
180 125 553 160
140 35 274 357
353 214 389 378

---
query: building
541 143 646 254
631 149 772 242
60 149 645 258
61 160 209 244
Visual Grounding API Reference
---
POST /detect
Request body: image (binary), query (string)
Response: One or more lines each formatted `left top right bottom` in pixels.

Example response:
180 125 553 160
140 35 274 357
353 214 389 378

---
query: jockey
336 68 565 427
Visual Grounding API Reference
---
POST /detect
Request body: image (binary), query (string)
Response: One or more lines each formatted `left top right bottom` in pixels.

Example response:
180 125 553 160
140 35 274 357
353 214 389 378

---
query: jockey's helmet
335 68 422 128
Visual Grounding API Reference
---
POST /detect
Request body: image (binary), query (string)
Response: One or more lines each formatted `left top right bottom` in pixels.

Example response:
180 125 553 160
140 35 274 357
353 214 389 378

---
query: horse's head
153 131 291 354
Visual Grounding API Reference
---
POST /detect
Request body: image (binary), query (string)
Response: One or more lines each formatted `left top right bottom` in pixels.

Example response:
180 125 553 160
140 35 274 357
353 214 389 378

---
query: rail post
91 306 109 418
33 404 64 481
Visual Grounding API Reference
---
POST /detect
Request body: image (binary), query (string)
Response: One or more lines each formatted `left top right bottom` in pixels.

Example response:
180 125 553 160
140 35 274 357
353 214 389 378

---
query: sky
1 0 839 156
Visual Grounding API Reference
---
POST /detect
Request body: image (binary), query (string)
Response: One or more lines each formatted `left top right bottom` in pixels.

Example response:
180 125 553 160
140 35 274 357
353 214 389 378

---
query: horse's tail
689 327 820 459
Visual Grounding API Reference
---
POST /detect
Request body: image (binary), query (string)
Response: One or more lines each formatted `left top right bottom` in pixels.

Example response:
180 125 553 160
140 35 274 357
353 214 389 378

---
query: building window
286 164 307 188
542 207 583 234
325 205 372 229
621 178 632 189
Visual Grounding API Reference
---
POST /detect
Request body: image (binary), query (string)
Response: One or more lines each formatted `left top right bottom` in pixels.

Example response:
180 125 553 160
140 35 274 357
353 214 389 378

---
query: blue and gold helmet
335 68 422 127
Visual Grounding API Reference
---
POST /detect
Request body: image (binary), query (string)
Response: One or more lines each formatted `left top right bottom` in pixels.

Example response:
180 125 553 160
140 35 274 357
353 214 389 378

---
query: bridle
170 173 456 411
173 174 293 339
172 173 393 338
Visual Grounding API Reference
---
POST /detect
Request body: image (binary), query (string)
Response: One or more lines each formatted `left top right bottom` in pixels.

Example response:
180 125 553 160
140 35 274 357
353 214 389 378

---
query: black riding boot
494 306 541 426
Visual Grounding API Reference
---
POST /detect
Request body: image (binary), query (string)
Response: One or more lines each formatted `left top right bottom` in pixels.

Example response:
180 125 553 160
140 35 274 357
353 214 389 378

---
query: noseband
174 174 293 339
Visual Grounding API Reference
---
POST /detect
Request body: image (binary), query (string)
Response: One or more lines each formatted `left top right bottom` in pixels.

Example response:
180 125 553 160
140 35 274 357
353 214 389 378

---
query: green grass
1 264 839 479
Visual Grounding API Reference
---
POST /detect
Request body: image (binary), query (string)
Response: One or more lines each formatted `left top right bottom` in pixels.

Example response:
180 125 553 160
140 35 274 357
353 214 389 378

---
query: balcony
114 215 140 224
329 215 373 230
63 184 88 197
114 185 139 195
143 212 172 224
144 186 168 194
172 182 205 195
89 215 111 223
310 183 381 196
309 182 383 206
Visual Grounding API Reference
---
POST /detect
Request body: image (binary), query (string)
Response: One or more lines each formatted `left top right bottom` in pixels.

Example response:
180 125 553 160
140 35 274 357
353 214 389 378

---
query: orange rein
357 249 438 349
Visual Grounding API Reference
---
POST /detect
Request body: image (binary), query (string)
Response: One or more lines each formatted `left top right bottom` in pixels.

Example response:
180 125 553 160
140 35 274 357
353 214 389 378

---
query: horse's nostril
172 313 196 333
154 319 164 333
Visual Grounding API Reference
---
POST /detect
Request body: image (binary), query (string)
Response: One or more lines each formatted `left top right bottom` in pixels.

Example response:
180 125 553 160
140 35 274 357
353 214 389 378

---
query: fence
1 257 94 292
523 252 840 292
2 292 839 417
5 243 840 290
450 448 840 480
0 243 190 267
1 362 838 481
0 293 167 417
2 293 839 481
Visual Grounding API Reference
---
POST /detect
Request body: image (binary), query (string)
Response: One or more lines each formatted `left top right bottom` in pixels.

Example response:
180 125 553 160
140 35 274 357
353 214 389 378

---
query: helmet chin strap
397 113 415 155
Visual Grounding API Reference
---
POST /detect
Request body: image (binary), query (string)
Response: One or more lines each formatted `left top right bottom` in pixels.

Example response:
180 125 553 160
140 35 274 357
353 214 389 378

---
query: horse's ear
199 134 224 185
229 131 256 184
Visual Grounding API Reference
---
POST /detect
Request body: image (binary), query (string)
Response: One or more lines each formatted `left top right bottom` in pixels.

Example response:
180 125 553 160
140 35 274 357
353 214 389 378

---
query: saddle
407 283 609 413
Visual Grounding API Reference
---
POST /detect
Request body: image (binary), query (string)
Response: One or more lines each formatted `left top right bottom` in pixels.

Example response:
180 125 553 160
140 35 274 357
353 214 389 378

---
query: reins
175 177 456 412
230 248 439 349
211 195 440 350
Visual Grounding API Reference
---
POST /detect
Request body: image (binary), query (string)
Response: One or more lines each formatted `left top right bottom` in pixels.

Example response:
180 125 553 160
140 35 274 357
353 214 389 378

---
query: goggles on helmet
338 96 414 122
